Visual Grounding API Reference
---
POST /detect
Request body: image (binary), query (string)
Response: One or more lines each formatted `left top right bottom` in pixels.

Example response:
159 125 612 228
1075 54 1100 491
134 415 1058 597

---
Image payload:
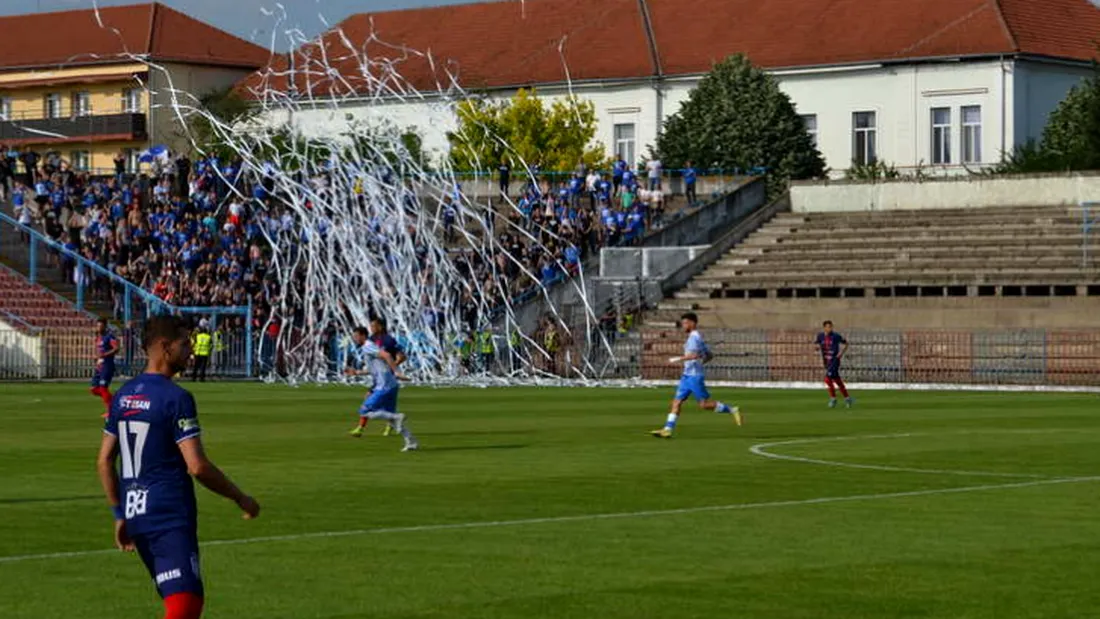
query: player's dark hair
353 326 369 337
370 316 386 330
98 317 108 327
142 315 189 352
680 312 699 324
823 320 833 327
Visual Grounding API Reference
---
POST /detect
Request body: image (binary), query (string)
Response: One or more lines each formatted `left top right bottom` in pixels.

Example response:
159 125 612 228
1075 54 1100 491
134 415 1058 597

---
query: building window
852 111 877 166
614 123 636 166
962 105 982 164
931 107 951 165
44 93 63 119
0 97 11 121
124 148 141 173
70 150 90 171
800 114 818 147
123 88 143 113
72 92 92 116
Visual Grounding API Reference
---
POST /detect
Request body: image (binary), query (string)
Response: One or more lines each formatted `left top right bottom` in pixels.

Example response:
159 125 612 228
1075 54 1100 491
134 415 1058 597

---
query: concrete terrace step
741 234 1086 250
772 205 1085 222
686 272 1097 289
708 256 1084 274
723 245 1096 262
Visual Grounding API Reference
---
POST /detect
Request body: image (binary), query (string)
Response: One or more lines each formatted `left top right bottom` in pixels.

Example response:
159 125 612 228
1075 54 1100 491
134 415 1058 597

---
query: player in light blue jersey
346 325 419 451
651 312 741 438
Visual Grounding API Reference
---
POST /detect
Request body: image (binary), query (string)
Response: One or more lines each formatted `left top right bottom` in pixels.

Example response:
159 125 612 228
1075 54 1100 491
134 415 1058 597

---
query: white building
242 0 1100 176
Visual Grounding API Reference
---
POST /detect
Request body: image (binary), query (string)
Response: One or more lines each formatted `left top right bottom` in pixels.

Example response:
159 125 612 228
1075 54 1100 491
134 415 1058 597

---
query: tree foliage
182 86 258 159
656 54 825 188
448 89 607 172
995 70 1100 173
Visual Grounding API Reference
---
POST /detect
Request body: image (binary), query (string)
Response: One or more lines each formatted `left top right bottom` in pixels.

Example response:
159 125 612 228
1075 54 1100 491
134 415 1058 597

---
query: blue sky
0 0 478 50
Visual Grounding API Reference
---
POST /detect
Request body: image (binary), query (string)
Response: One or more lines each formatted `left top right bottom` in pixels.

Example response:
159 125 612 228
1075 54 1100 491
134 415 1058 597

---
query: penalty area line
2 475 1098 565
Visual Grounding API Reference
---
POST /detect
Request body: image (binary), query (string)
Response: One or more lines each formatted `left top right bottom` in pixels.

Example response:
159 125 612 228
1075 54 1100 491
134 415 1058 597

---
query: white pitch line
749 433 1053 479
3 475 1098 565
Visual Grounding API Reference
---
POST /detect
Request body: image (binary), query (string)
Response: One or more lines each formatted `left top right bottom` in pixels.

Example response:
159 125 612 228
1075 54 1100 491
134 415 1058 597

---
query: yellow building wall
3 80 148 119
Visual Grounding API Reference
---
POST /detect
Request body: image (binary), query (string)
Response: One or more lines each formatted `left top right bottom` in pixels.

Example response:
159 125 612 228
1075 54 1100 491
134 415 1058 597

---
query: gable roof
241 0 1100 99
0 2 271 71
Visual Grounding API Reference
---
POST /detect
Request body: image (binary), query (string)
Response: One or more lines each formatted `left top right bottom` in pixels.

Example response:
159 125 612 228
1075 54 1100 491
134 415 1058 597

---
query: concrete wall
0 319 44 380
599 246 709 279
150 62 260 156
790 172 1100 212
676 297 1100 330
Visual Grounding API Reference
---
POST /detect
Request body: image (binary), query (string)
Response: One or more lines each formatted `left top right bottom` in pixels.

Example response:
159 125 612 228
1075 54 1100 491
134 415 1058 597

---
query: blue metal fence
0 211 255 378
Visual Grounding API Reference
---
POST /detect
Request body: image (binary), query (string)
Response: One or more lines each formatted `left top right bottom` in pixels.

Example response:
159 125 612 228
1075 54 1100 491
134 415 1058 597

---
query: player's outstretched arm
178 437 260 520
96 433 134 552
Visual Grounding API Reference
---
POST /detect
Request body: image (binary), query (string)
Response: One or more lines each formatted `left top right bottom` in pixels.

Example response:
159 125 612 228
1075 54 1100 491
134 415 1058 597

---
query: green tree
448 89 607 173
994 69 1100 173
179 86 258 160
656 54 825 191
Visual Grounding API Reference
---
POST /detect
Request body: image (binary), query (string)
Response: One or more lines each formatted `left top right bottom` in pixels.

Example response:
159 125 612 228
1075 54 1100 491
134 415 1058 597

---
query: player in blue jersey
368 317 407 438
815 320 853 408
91 318 120 417
96 315 259 619
346 325 419 451
651 313 741 438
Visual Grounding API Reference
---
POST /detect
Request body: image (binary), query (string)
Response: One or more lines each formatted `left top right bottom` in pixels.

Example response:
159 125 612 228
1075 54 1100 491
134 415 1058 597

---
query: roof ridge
144 2 159 56
989 0 1020 52
892 0 1008 58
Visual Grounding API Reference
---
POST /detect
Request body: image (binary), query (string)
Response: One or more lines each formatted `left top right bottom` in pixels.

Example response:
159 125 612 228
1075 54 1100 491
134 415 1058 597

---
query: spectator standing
646 156 663 191
498 159 510 197
20 147 39 186
683 160 698 206
612 156 626 196
113 151 126 185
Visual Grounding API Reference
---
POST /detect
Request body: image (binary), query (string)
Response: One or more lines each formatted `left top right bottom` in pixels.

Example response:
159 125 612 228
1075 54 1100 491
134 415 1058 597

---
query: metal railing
0 327 257 381
0 112 146 143
631 328 1100 387
0 212 255 377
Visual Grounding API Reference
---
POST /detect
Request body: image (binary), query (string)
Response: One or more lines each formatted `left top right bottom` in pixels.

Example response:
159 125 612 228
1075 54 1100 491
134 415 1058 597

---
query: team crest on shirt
178 418 200 432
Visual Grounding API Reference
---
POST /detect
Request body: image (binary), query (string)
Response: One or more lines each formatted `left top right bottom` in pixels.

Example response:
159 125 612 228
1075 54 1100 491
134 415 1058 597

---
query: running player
346 326 419 451
91 318 120 417
369 317 405 437
96 315 260 619
815 320 853 408
651 312 741 438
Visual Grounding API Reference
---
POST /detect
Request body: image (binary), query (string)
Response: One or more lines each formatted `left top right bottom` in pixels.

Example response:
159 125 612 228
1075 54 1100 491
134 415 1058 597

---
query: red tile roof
241 0 1100 99
0 2 271 71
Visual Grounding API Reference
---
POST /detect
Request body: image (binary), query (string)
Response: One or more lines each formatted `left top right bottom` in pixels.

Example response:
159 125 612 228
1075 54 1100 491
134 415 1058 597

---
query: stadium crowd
3 145 689 343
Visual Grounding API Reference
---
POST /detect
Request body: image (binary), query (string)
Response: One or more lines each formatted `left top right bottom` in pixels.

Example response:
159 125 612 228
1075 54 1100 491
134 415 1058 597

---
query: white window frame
961 105 982 164
70 150 90 170
931 107 952 165
44 93 63 119
122 88 143 114
800 114 818 147
852 111 877 166
613 123 636 167
72 91 93 116
0 97 11 121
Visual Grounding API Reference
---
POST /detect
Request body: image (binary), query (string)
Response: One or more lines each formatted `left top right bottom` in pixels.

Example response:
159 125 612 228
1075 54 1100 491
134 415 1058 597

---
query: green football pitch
2 383 1100 618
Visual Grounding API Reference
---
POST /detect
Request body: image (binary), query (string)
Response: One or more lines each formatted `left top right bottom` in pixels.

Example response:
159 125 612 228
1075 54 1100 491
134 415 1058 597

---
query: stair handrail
0 211 249 319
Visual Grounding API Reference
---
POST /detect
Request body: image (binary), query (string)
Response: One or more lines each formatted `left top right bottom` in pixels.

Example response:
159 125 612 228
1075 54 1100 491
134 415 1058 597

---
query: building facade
244 0 1100 176
0 3 270 175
